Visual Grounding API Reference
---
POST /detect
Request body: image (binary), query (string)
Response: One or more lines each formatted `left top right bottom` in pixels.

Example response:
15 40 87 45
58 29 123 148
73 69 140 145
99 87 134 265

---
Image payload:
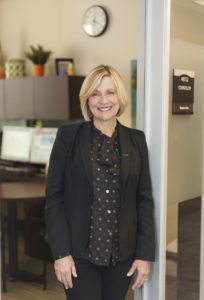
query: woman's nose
100 93 109 103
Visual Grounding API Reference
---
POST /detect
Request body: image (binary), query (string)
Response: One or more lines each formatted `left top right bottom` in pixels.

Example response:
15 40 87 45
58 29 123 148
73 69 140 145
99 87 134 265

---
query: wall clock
82 5 109 37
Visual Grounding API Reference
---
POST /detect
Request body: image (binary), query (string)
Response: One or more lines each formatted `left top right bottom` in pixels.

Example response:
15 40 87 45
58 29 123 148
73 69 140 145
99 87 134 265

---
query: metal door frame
136 1 171 299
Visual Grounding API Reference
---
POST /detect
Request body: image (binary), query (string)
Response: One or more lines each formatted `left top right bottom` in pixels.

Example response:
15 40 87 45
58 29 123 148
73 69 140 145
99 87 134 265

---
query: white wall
167 38 204 205
0 0 138 127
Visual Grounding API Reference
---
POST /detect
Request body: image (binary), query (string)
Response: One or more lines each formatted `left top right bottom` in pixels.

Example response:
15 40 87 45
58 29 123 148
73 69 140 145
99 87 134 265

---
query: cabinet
0 76 84 120
4 78 34 119
34 76 68 120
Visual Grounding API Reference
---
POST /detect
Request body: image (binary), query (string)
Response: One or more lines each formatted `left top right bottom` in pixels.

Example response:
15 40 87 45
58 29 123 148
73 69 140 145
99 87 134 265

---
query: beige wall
166 203 178 245
0 0 138 127
168 38 204 206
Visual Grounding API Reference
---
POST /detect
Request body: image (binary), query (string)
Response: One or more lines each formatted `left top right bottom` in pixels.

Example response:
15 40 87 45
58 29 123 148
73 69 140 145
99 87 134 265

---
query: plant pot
34 64 44 77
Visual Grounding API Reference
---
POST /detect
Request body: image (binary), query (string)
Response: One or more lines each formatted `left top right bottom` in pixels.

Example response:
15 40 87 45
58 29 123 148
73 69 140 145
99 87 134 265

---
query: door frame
136 0 171 299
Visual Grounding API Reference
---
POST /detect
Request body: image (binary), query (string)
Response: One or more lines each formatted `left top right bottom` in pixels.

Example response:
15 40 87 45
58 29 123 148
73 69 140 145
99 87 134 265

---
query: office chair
1 202 7 292
24 199 53 290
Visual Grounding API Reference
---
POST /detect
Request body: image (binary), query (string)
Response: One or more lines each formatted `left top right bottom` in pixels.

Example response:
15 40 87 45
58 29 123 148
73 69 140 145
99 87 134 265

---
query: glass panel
166 1 204 299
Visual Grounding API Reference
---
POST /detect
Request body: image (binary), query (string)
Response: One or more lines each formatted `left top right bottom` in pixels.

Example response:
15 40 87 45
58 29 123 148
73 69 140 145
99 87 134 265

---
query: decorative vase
34 64 44 77
5 59 26 79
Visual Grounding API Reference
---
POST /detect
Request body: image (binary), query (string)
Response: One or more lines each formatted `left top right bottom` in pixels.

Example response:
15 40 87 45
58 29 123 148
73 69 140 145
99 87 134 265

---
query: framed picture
55 58 74 75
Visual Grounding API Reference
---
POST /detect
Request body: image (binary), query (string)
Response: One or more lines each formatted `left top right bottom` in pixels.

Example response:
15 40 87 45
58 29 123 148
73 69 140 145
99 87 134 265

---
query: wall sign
172 69 195 114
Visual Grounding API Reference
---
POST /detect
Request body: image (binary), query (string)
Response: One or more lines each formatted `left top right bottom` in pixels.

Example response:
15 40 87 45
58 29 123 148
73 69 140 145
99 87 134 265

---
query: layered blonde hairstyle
79 65 128 121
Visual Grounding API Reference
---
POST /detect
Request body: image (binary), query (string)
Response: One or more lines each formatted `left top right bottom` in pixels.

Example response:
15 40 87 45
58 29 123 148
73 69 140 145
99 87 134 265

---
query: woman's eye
92 93 99 97
108 91 114 95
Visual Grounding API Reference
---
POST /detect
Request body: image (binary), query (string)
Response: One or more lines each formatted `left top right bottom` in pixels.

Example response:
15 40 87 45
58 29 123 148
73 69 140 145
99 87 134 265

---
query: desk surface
0 181 46 201
0 159 46 182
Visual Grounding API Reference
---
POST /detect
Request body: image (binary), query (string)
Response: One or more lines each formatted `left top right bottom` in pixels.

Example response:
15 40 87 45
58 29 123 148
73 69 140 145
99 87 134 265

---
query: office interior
0 0 204 299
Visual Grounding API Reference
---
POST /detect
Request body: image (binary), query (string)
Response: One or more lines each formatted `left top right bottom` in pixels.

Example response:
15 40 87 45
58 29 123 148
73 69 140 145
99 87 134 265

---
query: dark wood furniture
0 181 50 290
0 164 46 183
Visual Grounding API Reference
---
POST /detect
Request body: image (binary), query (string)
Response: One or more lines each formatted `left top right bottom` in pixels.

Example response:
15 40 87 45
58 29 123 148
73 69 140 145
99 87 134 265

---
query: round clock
82 6 109 37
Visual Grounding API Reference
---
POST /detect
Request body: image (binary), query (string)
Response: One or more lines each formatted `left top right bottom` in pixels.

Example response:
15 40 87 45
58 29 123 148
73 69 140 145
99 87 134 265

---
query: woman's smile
97 106 113 112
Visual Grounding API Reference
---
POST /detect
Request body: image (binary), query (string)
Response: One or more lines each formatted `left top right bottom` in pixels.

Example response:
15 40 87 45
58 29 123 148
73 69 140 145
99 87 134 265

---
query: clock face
82 6 108 37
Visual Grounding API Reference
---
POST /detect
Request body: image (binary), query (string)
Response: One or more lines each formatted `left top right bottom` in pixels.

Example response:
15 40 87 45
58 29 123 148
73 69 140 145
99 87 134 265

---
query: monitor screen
30 128 57 164
1 126 33 162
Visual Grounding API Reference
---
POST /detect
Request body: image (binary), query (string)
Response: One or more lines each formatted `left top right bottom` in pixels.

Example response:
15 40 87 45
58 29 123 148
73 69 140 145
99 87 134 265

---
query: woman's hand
54 255 77 289
127 259 150 290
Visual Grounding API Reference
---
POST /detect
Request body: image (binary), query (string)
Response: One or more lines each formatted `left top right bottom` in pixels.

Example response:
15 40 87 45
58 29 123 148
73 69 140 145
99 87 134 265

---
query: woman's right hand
54 255 77 289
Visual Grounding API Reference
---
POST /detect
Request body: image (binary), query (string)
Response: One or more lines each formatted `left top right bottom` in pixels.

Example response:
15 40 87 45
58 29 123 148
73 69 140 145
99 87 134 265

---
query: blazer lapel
117 121 130 202
78 121 93 187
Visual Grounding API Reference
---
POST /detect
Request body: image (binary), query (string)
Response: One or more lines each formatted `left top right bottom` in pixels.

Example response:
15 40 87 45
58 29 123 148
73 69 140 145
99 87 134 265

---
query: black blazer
45 121 155 261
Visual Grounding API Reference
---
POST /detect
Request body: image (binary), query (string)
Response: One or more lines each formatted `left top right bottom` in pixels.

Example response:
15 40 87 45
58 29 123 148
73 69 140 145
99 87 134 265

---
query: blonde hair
79 65 128 120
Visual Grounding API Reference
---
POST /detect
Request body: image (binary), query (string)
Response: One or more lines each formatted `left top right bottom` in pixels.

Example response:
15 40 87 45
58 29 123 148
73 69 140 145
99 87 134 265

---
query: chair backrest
24 199 53 262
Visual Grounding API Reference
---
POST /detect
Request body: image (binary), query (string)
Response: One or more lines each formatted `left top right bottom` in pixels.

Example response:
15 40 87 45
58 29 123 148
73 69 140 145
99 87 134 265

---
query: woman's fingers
66 271 73 289
61 271 70 289
55 268 72 289
132 271 145 289
54 255 76 289
72 264 78 278
55 269 62 283
126 260 151 290
127 262 137 277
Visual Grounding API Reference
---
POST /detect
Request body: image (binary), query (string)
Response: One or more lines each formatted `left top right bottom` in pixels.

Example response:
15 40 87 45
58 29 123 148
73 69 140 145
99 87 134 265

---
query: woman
45 65 155 300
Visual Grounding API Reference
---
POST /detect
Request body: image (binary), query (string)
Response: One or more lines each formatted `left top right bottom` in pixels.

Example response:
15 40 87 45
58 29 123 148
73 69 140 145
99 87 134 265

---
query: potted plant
26 45 52 77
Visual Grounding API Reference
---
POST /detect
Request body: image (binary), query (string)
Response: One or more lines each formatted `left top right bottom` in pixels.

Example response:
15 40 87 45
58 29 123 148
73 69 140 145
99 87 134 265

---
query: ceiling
172 0 204 15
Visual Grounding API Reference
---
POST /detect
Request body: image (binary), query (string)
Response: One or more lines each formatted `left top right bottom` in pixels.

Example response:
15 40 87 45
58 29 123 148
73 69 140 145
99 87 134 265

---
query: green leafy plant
26 45 52 64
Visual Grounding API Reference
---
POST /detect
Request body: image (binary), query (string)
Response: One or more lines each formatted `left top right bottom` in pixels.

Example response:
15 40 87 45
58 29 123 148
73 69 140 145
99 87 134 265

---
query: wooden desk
0 181 46 281
0 169 46 183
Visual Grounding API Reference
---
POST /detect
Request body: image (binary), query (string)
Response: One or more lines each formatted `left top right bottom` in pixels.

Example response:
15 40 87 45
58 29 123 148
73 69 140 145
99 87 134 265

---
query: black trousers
64 257 134 300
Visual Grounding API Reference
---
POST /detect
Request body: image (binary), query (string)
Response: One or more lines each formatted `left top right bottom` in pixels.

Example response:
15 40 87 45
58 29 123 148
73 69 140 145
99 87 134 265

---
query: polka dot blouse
81 122 121 266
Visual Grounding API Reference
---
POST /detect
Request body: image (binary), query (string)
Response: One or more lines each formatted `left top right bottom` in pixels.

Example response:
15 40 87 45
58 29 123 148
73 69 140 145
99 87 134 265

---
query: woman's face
88 76 120 124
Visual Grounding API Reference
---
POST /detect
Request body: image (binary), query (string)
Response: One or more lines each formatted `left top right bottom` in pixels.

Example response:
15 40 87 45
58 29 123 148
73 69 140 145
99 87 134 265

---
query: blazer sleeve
134 131 155 261
45 126 72 260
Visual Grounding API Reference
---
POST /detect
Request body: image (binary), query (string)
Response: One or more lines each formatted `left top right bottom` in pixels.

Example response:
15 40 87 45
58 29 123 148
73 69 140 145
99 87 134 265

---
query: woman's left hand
127 259 151 290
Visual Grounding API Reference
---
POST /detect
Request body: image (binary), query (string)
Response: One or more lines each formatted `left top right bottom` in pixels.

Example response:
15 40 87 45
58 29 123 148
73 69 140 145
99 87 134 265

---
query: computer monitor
1 126 33 162
30 128 57 164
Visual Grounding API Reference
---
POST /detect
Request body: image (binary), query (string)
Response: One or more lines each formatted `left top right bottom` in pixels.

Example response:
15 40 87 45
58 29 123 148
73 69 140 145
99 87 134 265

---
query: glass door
166 1 204 299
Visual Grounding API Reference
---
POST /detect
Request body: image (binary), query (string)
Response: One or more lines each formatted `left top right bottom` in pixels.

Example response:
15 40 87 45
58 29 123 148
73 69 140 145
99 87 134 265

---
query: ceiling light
194 0 204 7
